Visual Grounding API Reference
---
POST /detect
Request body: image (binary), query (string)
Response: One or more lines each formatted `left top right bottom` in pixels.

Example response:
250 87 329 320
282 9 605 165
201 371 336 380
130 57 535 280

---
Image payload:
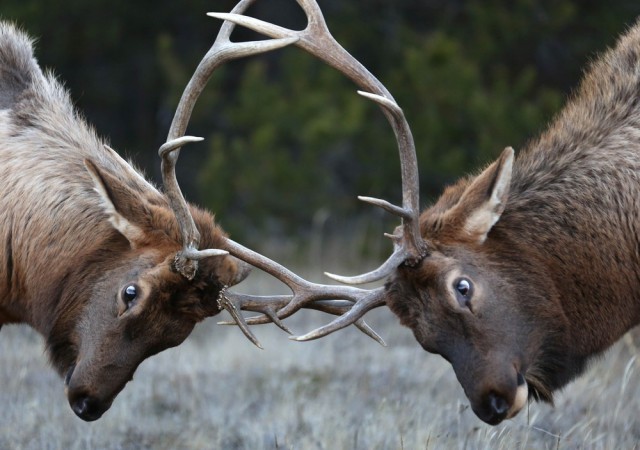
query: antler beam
209 0 428 278
160 0 428 344
160 0 298 280
202 0 428 341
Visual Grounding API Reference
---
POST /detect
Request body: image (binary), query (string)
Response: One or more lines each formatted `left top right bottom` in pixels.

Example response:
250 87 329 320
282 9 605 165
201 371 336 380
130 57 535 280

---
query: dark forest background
4 0 640 247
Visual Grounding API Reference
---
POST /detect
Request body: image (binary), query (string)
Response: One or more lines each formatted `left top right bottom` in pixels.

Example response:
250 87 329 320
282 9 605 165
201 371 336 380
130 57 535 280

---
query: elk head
58 157 250 422
48 1 296 420
385 148 540 425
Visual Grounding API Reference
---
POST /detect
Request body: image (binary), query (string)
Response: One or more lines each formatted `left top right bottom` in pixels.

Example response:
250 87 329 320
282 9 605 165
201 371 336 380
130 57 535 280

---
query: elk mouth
505 371 528 420
64 363 118 421
64 363 108 421
473 369 529 425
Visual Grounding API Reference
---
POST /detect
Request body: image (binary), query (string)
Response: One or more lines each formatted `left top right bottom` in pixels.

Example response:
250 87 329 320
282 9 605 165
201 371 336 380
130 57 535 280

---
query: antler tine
326 92 426 283
217 239 386 343
324 248 407 285
210 0 427 287
218 297 385 345
290 288 387 342
290 299 387 345
160 0 299 280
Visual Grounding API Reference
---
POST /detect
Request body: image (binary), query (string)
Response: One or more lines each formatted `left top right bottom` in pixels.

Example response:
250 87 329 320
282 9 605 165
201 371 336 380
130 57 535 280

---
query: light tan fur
0 22 245 421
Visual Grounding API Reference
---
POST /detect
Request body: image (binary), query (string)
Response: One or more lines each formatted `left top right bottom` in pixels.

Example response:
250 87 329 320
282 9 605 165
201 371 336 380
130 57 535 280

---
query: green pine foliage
5 0 640 244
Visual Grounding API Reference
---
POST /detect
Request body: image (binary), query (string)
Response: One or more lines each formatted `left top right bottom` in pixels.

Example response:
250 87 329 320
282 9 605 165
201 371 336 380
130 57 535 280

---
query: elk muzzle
448 346 529 425
468 368 528 425
64 362 130 421
69 392 107 422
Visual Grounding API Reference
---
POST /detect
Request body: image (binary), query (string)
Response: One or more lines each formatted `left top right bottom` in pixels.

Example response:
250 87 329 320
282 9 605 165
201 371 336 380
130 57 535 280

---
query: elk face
387 148 551 425
52 161 249 422
387 247 534 425
62 252 247 422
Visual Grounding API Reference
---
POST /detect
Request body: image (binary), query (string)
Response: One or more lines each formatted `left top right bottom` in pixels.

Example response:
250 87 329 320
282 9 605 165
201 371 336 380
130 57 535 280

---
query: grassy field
1 252 639 450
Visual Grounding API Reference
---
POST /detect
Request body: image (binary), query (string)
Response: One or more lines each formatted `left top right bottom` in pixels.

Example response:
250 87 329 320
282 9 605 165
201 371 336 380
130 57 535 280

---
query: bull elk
0 23 259 421
0 1 390 422
210 2 640 426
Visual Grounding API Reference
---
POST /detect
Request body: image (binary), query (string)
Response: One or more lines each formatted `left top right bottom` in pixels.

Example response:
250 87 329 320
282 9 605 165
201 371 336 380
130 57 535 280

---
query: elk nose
70 395 104 422
485 392 509 425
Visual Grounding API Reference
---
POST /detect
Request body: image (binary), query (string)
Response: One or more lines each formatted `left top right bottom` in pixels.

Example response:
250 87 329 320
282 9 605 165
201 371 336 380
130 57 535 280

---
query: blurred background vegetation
5 0 640 249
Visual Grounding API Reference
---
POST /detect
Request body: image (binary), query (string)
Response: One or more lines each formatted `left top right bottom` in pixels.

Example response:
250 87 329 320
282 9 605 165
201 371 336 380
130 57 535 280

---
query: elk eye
122 284 139 309
456 279 471 296
454 278 473 309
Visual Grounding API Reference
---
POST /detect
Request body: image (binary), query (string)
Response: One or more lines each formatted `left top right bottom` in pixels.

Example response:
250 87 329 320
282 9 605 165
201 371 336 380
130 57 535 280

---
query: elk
0 22 257 421
210 2 640 426
0 3 391 421
0 0 419 423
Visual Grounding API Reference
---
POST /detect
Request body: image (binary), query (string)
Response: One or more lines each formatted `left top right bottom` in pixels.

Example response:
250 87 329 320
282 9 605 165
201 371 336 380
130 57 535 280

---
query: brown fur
0 23 246 421
387 19 640 425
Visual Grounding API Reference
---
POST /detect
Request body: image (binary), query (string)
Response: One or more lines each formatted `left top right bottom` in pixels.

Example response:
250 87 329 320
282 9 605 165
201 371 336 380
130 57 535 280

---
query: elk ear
84 159 148 246
449 147 514 243
218 256 252 287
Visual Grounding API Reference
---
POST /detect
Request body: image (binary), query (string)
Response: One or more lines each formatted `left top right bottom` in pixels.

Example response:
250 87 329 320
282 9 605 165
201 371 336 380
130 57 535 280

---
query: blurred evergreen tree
4 0 640 246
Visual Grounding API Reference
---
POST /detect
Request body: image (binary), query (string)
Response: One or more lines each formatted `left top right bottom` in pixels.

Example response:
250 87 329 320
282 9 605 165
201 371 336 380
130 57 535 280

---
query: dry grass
1 248 639 450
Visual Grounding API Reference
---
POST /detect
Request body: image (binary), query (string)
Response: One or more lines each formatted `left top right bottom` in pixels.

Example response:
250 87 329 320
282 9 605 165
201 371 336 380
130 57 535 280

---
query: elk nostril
488 392 509 423
71 395 103 422
517 372 525 386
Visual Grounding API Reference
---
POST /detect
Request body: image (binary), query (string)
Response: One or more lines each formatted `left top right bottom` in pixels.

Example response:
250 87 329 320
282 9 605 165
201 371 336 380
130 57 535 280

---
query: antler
210 1 428 279
219 239 387 344
159 0 298 280
161 0 429 344
207 0 429 340
158 0 308 347
158 0 389 347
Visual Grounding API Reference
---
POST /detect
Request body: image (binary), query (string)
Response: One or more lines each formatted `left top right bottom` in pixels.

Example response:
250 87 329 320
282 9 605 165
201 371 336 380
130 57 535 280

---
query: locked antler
206 0 429 341
158 0 393 347
210 0 427 277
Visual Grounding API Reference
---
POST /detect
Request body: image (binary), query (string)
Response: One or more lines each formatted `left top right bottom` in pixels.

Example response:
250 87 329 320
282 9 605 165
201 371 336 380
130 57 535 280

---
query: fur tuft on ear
449 147 514 243
84 159 147 246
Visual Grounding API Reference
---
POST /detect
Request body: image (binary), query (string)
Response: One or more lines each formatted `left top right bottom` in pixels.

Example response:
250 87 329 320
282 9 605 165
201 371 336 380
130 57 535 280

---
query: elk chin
506 374 528 420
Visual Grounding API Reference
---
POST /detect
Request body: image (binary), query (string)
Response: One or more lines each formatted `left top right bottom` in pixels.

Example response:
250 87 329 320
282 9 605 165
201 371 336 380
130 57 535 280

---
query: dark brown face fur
56 251 236 421
386 148 577 425
45 163 249 422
